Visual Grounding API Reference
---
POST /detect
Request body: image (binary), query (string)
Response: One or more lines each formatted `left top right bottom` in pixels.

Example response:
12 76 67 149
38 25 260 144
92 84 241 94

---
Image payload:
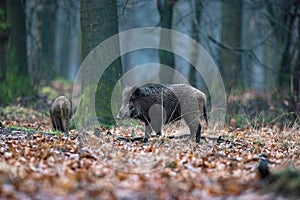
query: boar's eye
128 102 137 114
128 102 134 110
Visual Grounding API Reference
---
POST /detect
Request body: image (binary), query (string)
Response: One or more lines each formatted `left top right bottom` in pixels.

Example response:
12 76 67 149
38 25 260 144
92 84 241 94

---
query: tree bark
6 0 28 75
80 0 122 125
0 0 8 82
158 0 175 82
219 0 243 90
0 0 32 105
41 0 57 76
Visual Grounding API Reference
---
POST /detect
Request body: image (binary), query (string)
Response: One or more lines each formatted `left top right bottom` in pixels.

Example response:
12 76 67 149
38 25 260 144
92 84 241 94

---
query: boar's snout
117 105 128 120
116 111 123 120
116 113 123 120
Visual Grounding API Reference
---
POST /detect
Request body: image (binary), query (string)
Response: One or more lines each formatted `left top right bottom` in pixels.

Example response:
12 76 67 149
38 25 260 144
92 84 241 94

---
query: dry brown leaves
0 108 299 199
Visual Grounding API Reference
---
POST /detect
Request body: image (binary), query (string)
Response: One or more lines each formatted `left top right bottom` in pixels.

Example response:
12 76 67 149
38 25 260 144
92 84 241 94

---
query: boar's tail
203 105 208 125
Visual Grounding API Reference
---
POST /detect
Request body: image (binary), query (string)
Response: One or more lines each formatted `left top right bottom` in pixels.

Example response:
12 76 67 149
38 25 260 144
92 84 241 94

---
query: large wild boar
117 84 208 143
50 96 71 134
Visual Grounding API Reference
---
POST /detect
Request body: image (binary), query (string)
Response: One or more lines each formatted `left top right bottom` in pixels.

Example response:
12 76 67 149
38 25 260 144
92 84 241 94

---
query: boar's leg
143 124 152 143
51 111 61 131
184 114 202 143
50 110 56 130
195 124 202 143
54 118 63 132
151 120 162 137
61 110 70 135
189 122 202 143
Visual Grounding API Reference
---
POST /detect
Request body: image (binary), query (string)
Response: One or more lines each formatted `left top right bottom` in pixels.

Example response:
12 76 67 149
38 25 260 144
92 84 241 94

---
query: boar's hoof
142 137 148 143
196 136 200 143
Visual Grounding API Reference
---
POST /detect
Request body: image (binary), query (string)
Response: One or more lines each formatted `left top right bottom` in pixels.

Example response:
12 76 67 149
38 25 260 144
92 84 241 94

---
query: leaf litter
0 106 300 199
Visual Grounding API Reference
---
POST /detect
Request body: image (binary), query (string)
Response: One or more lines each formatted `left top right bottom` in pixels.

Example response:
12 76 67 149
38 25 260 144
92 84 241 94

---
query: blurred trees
0 0 80 105
117 0 161 85
26 0 80 86
116 0 299 119
0 0 299 118
0 0 32 105
158 0 299 98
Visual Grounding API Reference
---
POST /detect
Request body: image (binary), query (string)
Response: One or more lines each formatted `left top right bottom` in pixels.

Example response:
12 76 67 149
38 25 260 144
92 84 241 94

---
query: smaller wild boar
50 96 71 134
117 84 208 143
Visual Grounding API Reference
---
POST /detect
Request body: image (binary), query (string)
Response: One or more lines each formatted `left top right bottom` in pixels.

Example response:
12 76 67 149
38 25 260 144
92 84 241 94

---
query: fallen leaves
0 110 300 199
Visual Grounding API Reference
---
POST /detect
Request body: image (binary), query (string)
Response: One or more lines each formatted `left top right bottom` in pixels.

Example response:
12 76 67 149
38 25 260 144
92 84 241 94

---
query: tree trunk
41 0 57 77
219 0 243 90
0 0 32 105
158 0 175 82
294 9 300 118
189 0 203 88
26 0 43 87
80 0 122 125
6 0 28 75
277 2 298 93
0 0 8 82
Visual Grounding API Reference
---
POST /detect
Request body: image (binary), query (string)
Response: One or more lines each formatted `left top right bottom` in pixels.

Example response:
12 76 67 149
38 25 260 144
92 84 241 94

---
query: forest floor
0 82 299 199
1 105 300 199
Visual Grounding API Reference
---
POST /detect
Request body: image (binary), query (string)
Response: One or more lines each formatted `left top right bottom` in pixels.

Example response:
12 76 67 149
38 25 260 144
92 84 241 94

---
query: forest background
0 0 299 125
1 1 300 199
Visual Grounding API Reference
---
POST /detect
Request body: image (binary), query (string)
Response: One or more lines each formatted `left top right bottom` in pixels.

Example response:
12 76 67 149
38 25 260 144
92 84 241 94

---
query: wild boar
117 84 208 143
50 96 71 134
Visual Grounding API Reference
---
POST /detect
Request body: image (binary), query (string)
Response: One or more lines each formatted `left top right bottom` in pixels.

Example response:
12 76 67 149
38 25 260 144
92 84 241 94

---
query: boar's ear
131 86 140 95
129 86 141 100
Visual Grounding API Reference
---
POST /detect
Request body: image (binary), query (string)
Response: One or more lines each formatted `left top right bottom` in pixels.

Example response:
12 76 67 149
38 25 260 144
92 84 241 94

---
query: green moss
8 125 36 132
39 86 58 100
0 8 9 31
53 77 72 85
51 130 63 135
72 85 97 129
6 126 63 136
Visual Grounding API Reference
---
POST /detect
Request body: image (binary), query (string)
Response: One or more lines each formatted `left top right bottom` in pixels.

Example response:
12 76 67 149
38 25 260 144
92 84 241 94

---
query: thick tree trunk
219 0 243 90
81 0 119 59
80 0 122 125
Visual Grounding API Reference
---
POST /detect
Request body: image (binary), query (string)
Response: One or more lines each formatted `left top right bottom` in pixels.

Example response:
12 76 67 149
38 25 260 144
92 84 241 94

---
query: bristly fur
50 96 71 134
118 84 208 143
129 84 181 126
